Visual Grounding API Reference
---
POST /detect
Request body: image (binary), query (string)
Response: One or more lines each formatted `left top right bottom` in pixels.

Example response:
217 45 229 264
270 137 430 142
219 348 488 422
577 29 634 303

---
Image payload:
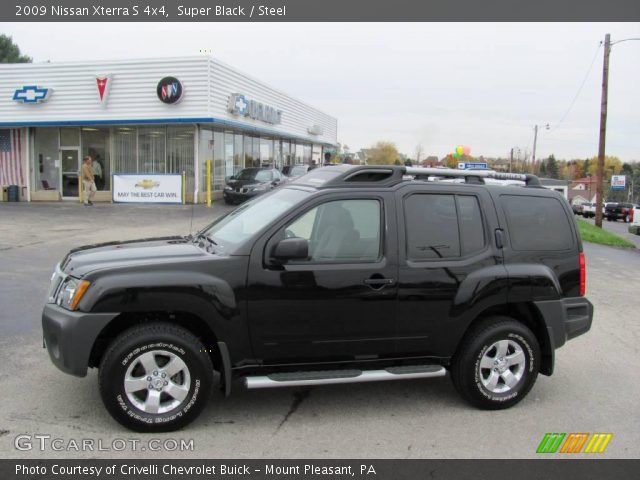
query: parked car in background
572 203 584 215
628 205 640 235
605 202 635 222
582 203 596 218
223 167 285 204
281 164 311 180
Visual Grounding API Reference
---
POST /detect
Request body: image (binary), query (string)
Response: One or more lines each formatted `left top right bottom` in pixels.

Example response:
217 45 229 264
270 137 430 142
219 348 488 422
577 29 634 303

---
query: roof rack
405 167 542 187
295 165 541 189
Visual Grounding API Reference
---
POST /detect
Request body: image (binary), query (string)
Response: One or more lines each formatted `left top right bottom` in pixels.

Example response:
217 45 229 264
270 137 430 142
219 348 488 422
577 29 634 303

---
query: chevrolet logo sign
13 85 51 104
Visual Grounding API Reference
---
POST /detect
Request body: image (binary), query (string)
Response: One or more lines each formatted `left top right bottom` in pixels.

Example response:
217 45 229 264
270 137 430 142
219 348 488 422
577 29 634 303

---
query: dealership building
0 56 337 202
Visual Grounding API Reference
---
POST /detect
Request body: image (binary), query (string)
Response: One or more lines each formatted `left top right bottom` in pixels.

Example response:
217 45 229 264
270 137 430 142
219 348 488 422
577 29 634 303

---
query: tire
223 197 233 205
99 322 214 432
624 215 629 223
451 316 540 410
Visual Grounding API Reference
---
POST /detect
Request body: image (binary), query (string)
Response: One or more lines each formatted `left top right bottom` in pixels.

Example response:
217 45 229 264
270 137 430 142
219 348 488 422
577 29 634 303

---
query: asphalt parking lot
1 202 639 459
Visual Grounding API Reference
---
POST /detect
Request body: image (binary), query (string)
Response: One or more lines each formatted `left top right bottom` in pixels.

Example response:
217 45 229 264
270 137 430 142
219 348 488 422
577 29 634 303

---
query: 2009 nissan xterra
42 165 593 431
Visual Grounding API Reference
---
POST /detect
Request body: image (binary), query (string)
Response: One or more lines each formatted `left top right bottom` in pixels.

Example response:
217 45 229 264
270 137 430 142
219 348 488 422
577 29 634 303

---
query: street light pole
531 124 549 175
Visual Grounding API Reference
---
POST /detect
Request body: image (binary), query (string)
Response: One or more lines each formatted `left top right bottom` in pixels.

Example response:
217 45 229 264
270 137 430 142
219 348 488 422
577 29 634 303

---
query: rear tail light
579 252 586 296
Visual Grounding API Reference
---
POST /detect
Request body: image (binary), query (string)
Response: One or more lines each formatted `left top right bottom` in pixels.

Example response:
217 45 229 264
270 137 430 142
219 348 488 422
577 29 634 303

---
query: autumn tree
367 141 399 165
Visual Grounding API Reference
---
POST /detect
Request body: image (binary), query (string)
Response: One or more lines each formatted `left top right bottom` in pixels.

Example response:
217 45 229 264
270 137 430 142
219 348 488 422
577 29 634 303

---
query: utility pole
531 125 538 171
595 33 611 228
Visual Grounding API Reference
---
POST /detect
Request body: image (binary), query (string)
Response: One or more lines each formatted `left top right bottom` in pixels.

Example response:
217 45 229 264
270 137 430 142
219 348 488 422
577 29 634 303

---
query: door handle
364 277 396 286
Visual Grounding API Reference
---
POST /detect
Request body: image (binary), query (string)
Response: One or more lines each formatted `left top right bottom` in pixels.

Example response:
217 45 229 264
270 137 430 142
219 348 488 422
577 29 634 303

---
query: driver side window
285 199 382 263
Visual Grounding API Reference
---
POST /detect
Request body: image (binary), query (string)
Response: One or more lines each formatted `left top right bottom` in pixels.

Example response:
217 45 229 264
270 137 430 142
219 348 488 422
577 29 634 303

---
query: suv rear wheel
99 322 214 432
451 316 540 410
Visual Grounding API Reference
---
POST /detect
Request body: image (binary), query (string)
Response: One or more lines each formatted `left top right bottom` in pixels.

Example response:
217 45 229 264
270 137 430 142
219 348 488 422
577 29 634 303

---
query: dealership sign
228 93 282 124
157 77 183 104
113 174 182 204
458 162 488 170
95 74 112 106
611 175 626 190
13 85 51 103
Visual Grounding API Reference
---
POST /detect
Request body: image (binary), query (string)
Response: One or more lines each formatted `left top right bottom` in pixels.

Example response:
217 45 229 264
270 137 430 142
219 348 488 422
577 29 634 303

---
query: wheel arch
88 311 231 390
456 302 554 376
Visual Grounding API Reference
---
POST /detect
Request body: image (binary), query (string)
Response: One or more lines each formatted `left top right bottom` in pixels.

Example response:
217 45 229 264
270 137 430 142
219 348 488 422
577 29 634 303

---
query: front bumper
534 297 594 350
223 189 261 203
42 303 118 377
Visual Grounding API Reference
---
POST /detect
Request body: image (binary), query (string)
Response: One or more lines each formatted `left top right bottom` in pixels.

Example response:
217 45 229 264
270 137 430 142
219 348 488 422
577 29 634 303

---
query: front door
246 193 399 364
60 148 81 198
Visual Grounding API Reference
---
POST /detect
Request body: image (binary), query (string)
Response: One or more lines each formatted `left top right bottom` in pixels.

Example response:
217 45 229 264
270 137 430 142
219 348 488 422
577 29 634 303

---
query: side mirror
272 237 308 261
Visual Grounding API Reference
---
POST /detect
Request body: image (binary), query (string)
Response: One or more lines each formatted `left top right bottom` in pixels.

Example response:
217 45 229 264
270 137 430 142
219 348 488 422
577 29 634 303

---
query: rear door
395 184 504 357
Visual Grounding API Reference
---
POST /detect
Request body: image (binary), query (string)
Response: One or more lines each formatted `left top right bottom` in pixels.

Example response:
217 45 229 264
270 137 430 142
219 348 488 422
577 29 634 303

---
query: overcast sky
2 22 639 161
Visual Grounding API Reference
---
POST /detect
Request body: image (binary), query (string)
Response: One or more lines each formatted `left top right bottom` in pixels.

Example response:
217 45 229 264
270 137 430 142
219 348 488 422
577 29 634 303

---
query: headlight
56 278 91 311
224 186 232 191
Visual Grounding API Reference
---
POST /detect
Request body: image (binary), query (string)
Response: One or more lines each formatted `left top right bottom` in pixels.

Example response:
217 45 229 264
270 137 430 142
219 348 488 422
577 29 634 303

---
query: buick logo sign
157 76 183 104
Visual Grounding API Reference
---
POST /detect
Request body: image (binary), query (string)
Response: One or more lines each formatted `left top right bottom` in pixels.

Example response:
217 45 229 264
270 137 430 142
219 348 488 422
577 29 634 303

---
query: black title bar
4 0 640 22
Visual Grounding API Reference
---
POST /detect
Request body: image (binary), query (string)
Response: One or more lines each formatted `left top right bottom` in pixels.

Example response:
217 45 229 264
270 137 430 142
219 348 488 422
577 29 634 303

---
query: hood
226 178 266 188
61 236 206 277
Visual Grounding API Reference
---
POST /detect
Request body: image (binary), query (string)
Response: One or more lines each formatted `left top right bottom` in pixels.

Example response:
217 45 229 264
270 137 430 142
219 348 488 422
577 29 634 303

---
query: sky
2 22 639 161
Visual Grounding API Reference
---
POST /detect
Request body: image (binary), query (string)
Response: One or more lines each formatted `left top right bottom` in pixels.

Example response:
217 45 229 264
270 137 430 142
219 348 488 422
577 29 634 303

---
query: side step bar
244 365 446 389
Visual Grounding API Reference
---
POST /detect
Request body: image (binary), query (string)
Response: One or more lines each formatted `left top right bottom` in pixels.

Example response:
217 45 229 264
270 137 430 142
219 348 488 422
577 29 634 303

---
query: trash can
7 185 19 202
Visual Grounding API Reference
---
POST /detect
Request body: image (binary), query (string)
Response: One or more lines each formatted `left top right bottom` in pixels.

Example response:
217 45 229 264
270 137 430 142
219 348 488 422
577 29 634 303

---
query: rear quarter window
500 195 574 251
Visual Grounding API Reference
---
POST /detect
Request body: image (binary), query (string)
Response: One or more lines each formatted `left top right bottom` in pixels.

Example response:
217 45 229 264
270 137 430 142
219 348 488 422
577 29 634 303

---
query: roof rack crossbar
404 167 541 187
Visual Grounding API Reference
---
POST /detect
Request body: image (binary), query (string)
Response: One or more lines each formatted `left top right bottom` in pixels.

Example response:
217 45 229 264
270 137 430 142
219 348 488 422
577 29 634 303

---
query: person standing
82 155 96 206
92 156 103 190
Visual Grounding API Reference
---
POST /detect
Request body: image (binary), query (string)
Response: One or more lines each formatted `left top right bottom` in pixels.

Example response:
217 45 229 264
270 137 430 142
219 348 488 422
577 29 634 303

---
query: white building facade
0 56 337 202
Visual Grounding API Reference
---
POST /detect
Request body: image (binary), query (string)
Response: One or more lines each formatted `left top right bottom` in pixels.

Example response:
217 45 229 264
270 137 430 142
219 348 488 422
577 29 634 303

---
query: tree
366 141 399 165
546 155 559 179
0 34 32 63
539 160 547 176
414 144 424 165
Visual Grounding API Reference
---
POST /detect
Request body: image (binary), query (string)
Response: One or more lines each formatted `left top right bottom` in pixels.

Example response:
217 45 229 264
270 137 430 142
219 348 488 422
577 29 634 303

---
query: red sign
95 75 111 105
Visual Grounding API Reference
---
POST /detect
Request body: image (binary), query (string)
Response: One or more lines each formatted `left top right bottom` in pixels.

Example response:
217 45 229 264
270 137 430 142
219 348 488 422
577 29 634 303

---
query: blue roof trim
0 116 336 147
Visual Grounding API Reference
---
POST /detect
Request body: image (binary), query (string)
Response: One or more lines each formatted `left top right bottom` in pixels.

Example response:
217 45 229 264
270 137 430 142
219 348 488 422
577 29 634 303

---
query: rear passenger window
404 194 486 260
500 195 573 251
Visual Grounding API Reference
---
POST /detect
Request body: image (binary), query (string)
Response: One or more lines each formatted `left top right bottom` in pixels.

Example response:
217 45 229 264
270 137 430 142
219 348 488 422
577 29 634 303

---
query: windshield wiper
195 233 218 250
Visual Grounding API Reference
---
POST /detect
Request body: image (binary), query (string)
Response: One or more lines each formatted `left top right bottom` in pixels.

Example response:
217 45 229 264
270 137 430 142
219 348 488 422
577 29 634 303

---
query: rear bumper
534 297 594 350
42 304 118 377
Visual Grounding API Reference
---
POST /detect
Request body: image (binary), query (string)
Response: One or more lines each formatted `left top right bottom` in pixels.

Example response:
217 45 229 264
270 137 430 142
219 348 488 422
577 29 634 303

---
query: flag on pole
0 129 25 186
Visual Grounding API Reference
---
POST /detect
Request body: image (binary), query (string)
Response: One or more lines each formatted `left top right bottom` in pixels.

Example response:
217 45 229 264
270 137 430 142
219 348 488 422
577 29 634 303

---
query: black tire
451 316 540 410
223 197 233 205
624 215 629 223
99 322 214 432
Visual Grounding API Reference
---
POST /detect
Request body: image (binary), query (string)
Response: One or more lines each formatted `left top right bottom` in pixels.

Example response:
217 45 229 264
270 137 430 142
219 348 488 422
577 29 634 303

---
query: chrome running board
244 365 446 389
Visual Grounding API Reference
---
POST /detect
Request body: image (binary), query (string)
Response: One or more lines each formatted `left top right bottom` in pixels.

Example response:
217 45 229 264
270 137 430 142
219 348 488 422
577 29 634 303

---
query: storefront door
60 148 81 198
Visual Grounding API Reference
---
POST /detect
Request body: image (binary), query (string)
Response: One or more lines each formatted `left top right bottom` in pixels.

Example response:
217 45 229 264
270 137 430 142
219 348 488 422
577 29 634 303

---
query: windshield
236 168 271 182
200 188 310 252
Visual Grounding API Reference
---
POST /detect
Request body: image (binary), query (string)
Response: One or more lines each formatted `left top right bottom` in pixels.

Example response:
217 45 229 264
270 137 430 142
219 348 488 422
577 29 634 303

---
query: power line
552 42 602 130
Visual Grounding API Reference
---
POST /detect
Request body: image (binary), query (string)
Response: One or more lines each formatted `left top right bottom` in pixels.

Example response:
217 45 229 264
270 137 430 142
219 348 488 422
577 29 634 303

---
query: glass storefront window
167 126 195 191
233 134 244 176
244 135 254 167
33 127 59 191
295 143 304 165
113 127 137 175
213 131 224 192
82 128 110 191
260 137 273 166
59 127 79 147
138 127 166 173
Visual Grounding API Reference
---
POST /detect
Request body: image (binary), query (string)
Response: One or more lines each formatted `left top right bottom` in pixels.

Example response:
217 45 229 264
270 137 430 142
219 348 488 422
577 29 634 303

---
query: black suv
42 165 593 432
223 167 284 204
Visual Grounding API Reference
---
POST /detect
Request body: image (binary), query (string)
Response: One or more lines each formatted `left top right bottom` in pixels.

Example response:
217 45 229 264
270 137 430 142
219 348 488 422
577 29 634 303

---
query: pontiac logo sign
95 74 112 106
157 77 183 104
228 93 282 125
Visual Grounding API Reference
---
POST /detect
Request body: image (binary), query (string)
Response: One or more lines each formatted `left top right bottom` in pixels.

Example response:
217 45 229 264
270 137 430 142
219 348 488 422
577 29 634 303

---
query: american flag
0 129 24 186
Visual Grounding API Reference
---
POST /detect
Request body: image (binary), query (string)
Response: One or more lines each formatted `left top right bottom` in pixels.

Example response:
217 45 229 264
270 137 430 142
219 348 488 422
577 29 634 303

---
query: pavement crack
276 388 310 432
0 429 9 437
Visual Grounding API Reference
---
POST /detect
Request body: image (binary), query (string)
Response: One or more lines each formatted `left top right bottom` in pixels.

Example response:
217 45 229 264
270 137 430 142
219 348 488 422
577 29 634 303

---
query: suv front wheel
451 316 540 410
99 322 214 432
